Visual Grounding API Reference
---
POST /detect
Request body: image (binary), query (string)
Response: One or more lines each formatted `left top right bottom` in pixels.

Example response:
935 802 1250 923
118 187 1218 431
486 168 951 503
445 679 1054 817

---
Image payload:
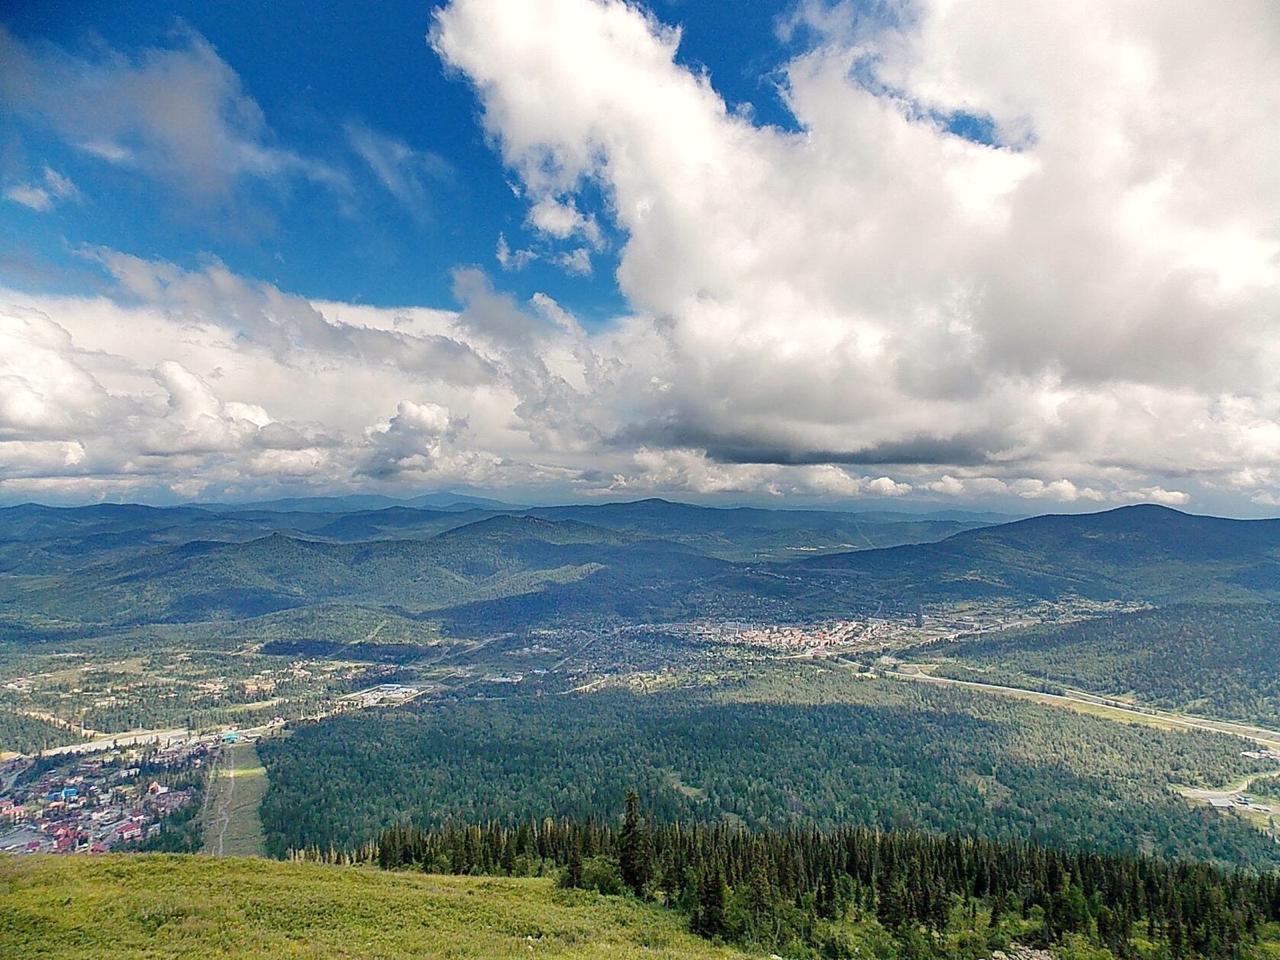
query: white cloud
424 0 1280 510
0 306 110 434
3 167 80 212
0 26 345 200
345 120 452 215
0 440 86 475
1011 479 1105 503
2 2 1279 512
557 247 593 276
496 233 537 271
1128 486 1191 507
866 476 912 497
527 196 603 249
3 183 52 212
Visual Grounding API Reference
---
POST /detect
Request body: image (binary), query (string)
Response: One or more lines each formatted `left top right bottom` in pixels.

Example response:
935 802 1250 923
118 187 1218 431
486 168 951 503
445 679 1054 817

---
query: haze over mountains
2 499 1277 641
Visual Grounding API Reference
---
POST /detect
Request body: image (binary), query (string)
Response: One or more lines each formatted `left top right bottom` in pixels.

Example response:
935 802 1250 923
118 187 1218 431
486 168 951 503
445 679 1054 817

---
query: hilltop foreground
0 854 753 960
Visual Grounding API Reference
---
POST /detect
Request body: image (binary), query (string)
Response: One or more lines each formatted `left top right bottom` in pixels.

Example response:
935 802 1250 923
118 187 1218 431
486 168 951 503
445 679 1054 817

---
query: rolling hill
0 855 752 960
0 513 726 626
792 504 1280 603
1 501 1277 638
931 602 1280 724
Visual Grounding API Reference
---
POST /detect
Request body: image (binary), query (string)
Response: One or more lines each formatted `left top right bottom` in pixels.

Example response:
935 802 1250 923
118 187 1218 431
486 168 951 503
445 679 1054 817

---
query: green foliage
619 789 654 896
579 856 626 896
0 707 84 754
258 671 1278 867
935 603 1280 723
366 814 1280 960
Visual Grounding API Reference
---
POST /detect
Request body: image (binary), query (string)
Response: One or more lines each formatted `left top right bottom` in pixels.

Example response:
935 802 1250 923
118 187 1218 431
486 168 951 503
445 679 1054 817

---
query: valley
3 497 1280 959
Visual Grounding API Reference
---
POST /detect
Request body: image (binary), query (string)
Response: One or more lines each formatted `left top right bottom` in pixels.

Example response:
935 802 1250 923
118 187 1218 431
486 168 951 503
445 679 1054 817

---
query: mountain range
1 499 1277 639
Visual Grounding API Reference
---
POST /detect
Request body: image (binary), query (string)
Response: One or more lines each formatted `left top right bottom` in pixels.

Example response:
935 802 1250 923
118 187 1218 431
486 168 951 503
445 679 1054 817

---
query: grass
201 739 268 857
0 854 755 959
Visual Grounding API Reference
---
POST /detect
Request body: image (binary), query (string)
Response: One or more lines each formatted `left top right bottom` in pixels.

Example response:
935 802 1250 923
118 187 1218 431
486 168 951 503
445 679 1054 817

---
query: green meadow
0 854 755 959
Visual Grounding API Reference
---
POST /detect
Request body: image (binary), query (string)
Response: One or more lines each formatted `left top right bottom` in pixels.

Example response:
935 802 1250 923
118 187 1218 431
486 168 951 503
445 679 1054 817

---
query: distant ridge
795 503 1280 602
195 492 524 513
2 501 1275 634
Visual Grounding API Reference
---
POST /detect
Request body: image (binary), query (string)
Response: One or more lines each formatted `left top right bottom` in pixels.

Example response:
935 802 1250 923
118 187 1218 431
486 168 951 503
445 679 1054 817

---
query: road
38 727 191 757
884 666 1280 751
1179 770 1280 805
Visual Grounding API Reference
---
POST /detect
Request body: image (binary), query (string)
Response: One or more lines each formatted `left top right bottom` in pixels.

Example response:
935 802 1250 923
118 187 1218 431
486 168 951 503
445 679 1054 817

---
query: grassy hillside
0 854 753 959
201 739 268 857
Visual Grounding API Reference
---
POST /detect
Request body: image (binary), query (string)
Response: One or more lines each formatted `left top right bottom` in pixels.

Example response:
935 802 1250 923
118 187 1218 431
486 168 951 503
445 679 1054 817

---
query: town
0 736 213 855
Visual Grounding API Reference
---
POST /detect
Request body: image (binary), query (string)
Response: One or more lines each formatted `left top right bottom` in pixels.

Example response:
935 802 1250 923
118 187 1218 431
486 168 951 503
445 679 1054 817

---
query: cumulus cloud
0 253 625 501
527 196 603 248
0 306 111 435
360 400 459 478
2 1 1279 511
423 0 1280 510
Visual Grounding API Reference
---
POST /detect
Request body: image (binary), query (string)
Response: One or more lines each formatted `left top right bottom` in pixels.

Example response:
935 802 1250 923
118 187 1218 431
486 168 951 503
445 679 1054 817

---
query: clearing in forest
201 738 268 857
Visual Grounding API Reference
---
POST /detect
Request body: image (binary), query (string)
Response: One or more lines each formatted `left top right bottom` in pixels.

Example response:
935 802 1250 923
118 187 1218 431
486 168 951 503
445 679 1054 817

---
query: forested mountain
0 497 996 565
932 603 1280 724
0 514 726 625
521 499 995 560
1 501 1278 640
793 505 1280 603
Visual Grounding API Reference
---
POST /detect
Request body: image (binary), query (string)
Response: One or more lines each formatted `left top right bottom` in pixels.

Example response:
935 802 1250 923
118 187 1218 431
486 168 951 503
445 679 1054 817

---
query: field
201 739 269 857
0 854 754 959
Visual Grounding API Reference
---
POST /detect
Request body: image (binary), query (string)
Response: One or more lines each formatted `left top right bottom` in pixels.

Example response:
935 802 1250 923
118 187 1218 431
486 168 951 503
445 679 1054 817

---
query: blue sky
1 0 1277 514
1 0 798 320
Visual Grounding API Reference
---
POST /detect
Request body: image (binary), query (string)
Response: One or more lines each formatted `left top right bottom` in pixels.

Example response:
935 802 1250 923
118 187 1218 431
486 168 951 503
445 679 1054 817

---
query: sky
1 0 1278 514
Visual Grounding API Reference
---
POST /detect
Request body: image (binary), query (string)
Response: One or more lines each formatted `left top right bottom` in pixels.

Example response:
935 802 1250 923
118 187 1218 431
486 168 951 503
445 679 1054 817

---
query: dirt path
209 741 237 857
1178 770 1280 804
201 739 268 857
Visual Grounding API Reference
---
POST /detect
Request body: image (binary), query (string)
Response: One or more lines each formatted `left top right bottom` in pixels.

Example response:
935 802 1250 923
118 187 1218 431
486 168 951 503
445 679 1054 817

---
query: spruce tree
695 865 728 939
619 790 652 897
